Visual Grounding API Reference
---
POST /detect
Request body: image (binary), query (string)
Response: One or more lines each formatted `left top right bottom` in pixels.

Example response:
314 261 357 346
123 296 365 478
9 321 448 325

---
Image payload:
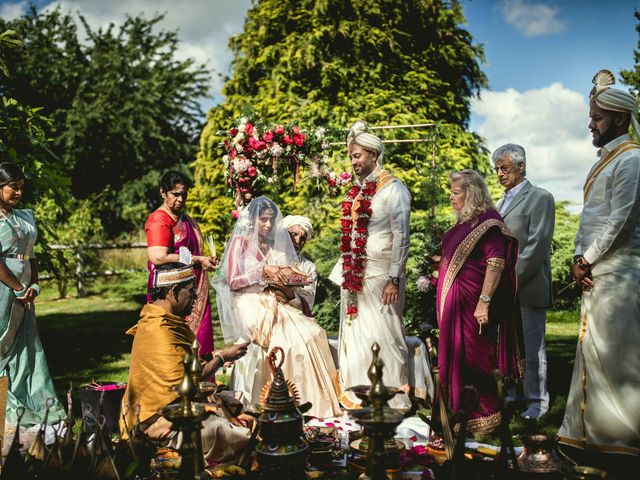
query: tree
621 10 640 96
191 0 488 329
0 28 69 206
0 8 210 233
192 0 487 232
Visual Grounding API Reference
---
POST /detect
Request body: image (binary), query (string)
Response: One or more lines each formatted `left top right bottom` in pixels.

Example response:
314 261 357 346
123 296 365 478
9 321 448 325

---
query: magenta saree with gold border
436 209 523 434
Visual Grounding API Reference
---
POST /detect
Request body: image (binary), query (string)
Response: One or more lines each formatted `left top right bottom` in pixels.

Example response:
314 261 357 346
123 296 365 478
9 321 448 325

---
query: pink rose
293 134 305 147
283 135 293 145
247 166 257 177
340 172 352 181
229 127 238 136
292 126 300 134
244 122 254 135
232 210 240 219
262 130 274 142
275 125 285 135
255 141 267 151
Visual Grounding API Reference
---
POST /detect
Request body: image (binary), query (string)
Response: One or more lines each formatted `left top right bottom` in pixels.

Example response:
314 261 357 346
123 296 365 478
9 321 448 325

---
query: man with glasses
120 262 250 463
493 144 555 420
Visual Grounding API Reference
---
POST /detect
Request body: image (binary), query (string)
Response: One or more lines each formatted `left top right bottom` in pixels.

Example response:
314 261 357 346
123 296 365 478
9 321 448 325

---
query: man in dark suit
493 144 555 419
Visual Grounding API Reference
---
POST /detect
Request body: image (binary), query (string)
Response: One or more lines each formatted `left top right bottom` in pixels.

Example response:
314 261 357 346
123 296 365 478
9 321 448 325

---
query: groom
330 122 412 409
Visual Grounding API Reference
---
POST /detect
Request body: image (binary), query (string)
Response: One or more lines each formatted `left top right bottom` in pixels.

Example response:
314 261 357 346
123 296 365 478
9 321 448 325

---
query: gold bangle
486 257 505 272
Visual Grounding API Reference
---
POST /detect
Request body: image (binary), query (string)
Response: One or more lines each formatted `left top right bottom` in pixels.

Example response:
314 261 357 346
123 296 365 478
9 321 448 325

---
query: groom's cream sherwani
330 166 412 409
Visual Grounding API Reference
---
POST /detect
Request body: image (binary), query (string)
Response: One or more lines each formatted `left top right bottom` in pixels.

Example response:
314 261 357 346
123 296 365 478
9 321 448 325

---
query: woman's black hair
160 170 192 193
0 163 26 186
148 262 194 301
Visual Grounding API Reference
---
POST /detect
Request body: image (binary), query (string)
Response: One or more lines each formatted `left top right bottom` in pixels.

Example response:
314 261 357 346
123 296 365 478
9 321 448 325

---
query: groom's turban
347 121 384 166
590 69 640 141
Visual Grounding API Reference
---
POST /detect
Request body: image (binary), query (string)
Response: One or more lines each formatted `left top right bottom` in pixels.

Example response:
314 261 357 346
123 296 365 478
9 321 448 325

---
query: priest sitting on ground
120 262 250 463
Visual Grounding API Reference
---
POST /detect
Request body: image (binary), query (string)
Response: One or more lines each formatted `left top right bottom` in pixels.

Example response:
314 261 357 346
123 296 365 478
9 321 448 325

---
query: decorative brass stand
255 347 309 479
349 343 404 480
160 349 210 480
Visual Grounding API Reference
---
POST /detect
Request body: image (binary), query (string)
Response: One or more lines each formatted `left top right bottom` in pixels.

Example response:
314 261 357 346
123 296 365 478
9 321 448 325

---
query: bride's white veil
211 196 299 343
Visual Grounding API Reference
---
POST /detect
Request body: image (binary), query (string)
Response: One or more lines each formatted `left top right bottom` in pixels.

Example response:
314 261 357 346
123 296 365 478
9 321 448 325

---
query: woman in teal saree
0 163 65 426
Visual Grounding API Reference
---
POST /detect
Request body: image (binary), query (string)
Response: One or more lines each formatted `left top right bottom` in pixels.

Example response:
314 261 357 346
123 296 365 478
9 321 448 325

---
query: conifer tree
192 0 489 328
193 0 487 238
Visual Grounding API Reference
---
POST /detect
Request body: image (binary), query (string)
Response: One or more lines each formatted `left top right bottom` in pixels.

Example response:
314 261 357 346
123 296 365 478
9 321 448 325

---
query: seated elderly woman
120 263 251 463
436 169 524 435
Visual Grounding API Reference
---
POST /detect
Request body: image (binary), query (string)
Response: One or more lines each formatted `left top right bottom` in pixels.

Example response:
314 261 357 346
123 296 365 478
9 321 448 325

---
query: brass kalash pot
255 346 309 479
348 343 405 480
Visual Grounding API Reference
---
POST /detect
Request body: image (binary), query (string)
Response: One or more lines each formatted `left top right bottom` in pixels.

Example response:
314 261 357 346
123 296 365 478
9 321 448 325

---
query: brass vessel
517 435 567 474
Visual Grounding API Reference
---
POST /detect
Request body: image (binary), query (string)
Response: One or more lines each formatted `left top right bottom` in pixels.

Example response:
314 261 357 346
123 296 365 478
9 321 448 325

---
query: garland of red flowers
340 179 378 317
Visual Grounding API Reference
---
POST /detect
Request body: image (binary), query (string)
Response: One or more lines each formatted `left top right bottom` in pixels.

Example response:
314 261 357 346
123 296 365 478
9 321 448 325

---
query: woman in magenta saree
145 171 216 356
436 170 524 434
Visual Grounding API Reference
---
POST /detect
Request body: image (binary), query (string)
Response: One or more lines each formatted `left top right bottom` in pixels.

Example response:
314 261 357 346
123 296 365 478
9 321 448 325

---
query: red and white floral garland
340 179 378 317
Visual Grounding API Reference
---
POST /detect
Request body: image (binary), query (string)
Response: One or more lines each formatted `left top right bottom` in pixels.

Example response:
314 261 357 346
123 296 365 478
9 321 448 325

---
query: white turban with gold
346 121 384 166
281 215 314 239
590 69 640 141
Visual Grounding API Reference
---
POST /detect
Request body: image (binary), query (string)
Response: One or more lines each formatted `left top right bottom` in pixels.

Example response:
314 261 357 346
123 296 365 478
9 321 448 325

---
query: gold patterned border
467 411 501 435
583 141 639 201
155 267 195 286
439 219 515 319
558 435 640 456
185 215 207 336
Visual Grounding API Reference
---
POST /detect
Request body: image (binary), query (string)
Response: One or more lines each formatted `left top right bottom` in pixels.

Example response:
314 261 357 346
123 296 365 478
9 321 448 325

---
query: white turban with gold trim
590 69 640 141
346 121 384 166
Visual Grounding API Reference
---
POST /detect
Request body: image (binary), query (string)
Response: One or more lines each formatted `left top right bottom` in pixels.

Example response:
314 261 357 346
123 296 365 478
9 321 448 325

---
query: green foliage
621 9 640 96
35 197 105 297
192 0 489 332
0 28 75 287
550 201 580 309
0 8 211 236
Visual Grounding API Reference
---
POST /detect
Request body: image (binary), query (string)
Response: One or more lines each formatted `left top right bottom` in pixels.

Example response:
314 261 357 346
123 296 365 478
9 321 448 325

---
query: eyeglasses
493 165 514 174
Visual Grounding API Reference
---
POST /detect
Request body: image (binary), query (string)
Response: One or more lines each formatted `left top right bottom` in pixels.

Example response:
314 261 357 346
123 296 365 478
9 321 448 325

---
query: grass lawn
36 272 581 439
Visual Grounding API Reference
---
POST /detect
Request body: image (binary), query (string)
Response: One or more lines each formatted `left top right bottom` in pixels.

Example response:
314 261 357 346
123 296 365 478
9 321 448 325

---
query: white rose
233 158 251 173
416 276 431 293
270 144 284 158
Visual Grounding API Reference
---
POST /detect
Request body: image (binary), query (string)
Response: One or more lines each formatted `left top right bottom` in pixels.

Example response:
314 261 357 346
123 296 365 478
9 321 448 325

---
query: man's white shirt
575 134 640 272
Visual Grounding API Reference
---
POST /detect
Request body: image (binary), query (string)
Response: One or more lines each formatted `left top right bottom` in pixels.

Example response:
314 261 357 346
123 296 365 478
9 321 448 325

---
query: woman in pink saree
145 171 216 356
436 170 524 434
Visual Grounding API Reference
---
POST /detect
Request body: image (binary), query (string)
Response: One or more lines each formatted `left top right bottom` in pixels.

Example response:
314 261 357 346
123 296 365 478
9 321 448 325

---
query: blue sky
1 0 639 205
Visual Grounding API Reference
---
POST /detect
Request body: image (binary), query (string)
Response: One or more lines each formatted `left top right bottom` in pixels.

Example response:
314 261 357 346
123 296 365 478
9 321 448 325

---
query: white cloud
471 83 595 207
0 1 28 21
41 0 252 99
500 0 566 37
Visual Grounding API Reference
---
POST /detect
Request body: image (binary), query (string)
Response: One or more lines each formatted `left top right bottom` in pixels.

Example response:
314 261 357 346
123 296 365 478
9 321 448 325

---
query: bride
212 196 341 418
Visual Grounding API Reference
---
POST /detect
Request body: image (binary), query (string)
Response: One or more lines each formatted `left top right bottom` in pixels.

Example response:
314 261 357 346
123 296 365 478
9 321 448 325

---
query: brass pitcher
517 435 567 474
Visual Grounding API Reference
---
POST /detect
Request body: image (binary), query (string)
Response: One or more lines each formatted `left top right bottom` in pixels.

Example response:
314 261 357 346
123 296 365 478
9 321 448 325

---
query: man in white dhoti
329 122 411 410
559 70 640 458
